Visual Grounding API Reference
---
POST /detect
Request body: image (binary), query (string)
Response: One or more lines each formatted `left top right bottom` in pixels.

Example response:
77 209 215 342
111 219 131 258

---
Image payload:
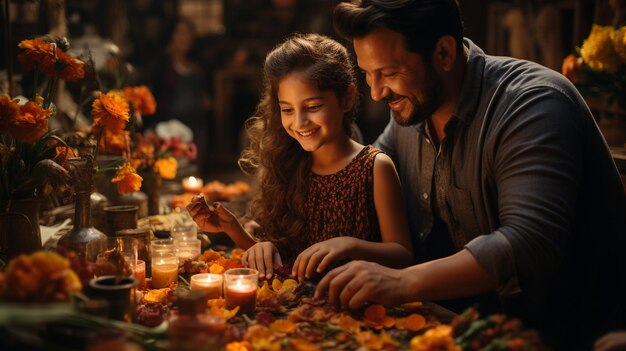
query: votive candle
190 273 223 299
224 268 258 314
182 176 203 193
151 254 178 288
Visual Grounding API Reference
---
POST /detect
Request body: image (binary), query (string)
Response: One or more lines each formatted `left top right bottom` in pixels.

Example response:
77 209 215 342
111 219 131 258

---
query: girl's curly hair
238 33 357 244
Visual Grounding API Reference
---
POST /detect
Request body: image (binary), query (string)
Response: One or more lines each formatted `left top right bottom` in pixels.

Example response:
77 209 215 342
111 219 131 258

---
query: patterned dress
285 145 383 259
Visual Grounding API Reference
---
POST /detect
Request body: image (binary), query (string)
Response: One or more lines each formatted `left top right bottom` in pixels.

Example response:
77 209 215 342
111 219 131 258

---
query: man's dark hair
333 0 464 57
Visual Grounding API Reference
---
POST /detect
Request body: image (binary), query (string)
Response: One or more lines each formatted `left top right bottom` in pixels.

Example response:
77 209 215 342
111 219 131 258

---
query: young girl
187 33 413 280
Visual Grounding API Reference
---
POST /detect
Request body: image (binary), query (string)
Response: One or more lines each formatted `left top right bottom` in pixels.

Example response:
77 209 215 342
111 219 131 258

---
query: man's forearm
403 249 497 302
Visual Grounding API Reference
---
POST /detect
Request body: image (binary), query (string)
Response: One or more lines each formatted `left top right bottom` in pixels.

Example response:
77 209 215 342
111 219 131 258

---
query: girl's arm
187 196 282 278
186 196 257 249
350 152 414 266
292 153 414 280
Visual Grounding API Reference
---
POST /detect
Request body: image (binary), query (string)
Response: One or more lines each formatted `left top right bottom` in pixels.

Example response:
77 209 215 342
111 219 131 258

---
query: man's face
354 28 443 126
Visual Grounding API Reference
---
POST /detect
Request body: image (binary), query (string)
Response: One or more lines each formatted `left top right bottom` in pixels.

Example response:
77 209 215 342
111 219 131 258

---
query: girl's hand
292 237 357 281
242 241 283 280
186 195 237 233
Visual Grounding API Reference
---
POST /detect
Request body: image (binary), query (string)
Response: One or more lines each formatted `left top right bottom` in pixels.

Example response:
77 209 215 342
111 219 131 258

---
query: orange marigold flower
18 39 56 76
3 251 82 302
92 91 130 131
561 54 583 82
112 163 143 195
123 85 157 116
0 95 20 129
9 101 51 143
94 126 129 155
153 156 177 179
225 342 251 351
132 135 155 159
410 325 460 351
52 146 76 169
57 50 85 81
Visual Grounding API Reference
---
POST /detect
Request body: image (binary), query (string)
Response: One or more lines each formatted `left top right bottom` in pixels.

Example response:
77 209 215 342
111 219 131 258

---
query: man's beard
388 65 443 127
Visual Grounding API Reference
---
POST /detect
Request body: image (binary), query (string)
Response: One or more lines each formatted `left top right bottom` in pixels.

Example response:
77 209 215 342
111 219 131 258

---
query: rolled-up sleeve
465 86 583 297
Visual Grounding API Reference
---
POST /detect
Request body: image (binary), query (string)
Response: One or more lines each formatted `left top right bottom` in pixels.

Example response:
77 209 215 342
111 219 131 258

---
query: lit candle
183 176 204 193
134 260 146 290
151 255 178 289
190 273 223 299
224 268 258 314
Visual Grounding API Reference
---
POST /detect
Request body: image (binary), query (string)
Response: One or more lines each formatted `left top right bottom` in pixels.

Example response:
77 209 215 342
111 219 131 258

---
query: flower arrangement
0 37 85 201
87 83 156 188
562 24 626 108
131 133 196 181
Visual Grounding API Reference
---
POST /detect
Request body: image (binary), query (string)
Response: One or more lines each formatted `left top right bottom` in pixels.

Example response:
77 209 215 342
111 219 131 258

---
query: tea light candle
190 273 223 299
224 268 258 314
151 255 178 288
134 260 146 290
183 176 203 193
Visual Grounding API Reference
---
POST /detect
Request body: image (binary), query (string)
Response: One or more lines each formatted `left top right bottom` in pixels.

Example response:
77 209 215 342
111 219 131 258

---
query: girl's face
277 71 347 153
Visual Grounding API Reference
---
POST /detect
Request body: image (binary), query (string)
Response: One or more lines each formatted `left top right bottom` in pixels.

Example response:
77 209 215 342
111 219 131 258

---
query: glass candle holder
134 260 147 290
170 225 197 241
190 273 223 299
175 238 201 264
152 238 175 257
224 268 258 315
151 253 178 288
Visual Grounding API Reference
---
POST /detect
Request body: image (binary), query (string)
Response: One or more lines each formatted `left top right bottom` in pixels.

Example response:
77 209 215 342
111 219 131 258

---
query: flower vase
58 157 107 259
0 198 42 262
141 172 162 216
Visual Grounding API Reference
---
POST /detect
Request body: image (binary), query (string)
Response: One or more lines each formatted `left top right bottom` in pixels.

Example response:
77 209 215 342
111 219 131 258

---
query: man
314 0 626 349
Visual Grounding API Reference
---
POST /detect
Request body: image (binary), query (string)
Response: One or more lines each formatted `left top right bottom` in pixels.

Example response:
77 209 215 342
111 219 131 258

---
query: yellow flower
91 91 130 132
580 25 621 73
614 25 626 64
9 101 52 144
112 162 143 195
153 157 177 179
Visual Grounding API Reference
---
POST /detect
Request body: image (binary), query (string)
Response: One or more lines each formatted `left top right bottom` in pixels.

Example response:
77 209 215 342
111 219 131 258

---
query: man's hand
186 195 237 233
292 237 357 281
242 241 283 280
313 260 407 310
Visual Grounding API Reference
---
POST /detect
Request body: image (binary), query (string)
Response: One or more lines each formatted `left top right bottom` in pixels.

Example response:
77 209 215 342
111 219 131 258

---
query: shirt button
425 138 431 144
422 192 429 199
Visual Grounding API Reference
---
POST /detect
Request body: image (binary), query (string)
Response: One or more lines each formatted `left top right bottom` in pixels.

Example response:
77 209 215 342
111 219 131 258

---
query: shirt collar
452 38 486 125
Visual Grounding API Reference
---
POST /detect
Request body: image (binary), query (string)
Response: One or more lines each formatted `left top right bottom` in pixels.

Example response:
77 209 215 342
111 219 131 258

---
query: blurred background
0 0 623 177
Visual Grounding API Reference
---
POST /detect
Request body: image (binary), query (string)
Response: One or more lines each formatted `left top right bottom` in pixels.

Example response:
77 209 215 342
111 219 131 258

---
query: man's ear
432 35 457 72
343 83 357 112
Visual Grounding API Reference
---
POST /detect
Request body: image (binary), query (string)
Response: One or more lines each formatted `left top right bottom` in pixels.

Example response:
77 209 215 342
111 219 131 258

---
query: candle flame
188 176 198 186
